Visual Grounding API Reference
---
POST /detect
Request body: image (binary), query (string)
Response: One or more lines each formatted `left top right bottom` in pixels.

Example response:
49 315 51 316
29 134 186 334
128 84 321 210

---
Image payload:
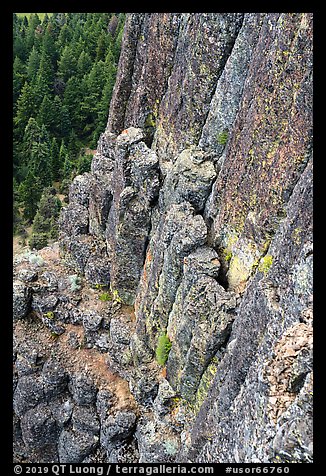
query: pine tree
30 124 52 187
34 51 54 100
14 82 37 138
19 171 42 222
22 117 41 159
67 129 79 159
63 76 85 129
77 50 92 77
25 13 41 51
26 46 40 81
57 45 77 82
63 150 76 180
38 95 54 131
13 11 125 230
29 186 62 249
58 140 68 177
42 24 58 67
13 56 26 110
50 137 60 181
42 13 50 28
96 31 109 61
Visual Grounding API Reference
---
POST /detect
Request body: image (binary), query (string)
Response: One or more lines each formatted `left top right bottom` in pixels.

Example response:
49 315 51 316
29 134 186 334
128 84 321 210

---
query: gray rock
15 354 40 377
20 403 59 449
83 310 103 332
129 369 159 406
153 379 177 416
42 360 68 398
152 13 244 172
105 135 160 305
199 14 264 155
60 234 92 274
68 331 81 349
39 271 58 291
32 294 58 313
167 276 237 399
100 411 137 451
17 269 38 283
108 438 139 463
13 281 31 320
69 173 92 207
84 254 110 286
94 333 111 353
13 375 45 417
88 177 113 237
162 146 216 212
58 428 99 463
95 132 116 161
50 399 74 427
115 127 145 147
72 405 100 435
96 390 115 421
109 317 132 345
59 203 89 236
135 416 180 463
41 318 65 336
68 375 97 405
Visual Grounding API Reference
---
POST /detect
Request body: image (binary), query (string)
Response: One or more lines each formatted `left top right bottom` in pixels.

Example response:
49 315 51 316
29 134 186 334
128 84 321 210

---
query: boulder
13 281 31 321
68 374 97 405
20 403 59 450
58 428 99 463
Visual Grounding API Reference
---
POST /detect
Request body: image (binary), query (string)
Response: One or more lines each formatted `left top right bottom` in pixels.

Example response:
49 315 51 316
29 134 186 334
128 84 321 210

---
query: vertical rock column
105 128 160 305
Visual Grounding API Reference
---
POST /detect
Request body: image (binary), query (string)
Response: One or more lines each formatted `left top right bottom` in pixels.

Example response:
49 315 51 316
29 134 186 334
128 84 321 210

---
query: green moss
192 356 219 414
99 292 112 302
224 251 232 261
112 289 122 303
94 283 106 290
155 332 172 366
145 112 156 129
258 254 273 274
217 130 229 146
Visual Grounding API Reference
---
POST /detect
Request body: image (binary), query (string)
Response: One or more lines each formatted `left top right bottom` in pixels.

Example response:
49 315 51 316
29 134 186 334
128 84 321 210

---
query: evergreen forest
13 13 125 249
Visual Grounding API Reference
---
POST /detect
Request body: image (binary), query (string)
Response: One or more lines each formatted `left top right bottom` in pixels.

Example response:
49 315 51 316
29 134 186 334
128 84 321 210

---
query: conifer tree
50 137 60 181
14 82 36 138
19 171 42 222
13 56 26 109
26 46 40 81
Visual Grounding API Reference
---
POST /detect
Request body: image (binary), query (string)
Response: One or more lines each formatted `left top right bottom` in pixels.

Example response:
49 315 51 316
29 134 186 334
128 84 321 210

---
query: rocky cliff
13 12 313 463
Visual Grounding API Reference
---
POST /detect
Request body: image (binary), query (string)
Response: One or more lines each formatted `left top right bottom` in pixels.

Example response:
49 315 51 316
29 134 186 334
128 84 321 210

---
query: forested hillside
13 13 124 248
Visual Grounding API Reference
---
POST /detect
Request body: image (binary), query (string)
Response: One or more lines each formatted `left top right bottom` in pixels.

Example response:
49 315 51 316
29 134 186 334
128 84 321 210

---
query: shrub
156 332 172 366
28 252 44 266
99 292 112 302
69 274 81 292
29 232 49 250
77 154 93 174
112 289 122 303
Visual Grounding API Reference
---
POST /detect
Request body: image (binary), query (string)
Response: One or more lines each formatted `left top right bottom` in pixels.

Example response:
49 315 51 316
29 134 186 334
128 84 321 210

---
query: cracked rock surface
13 12 313 464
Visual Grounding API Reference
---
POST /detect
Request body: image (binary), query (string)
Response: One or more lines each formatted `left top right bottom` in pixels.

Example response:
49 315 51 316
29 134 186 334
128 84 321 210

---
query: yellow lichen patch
292 227 303 246
227 255 251 292
264 322 313 423
258 254 273 274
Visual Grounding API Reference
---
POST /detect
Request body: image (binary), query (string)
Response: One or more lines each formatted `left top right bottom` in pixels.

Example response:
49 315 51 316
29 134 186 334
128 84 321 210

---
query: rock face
14 12 313 464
